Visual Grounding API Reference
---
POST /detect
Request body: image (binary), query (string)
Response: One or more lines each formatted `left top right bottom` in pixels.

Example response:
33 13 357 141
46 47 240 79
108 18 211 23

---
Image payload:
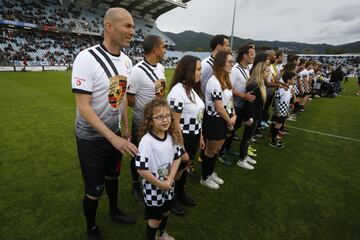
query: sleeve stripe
72 89 92 95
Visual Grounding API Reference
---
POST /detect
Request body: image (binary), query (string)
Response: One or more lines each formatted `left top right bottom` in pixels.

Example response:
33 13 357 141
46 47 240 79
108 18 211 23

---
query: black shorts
145 200 172 220
202 115 227 140
272 115 286 124
76 135 122 197
183 133 200 160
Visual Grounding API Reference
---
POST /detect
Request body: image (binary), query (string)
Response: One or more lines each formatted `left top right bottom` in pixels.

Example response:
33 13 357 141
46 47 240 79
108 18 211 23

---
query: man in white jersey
72 8 138 240
127 35 166 203
200 34 230 96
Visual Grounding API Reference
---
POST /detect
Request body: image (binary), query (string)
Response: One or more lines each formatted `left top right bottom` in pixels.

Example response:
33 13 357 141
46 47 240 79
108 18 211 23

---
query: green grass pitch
0 70 359 239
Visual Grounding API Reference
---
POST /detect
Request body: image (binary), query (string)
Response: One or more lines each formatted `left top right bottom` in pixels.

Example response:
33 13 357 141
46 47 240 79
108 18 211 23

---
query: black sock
271 124 276 142
201 152 211 180
105 179 119 213
158 216 169 236
83 195 98 230
146 223 158 240
210 154 217 174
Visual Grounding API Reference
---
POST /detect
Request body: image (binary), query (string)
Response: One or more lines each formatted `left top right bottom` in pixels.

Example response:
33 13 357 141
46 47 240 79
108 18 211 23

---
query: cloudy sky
156 0 360 45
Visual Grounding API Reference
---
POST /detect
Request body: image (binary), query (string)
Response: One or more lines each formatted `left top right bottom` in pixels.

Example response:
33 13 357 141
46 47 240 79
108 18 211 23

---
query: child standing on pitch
136 99 185 240
269 71 297 148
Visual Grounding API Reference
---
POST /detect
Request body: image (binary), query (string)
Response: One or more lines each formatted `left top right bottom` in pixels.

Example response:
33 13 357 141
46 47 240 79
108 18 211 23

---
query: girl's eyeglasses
152 114 171 121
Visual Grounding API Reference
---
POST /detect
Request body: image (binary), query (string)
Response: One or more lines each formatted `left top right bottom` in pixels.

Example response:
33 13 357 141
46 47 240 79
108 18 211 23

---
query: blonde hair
247 62 268 104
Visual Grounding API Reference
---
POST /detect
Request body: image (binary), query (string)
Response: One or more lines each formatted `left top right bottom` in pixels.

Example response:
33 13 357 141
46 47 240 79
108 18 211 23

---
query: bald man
71 8 137 240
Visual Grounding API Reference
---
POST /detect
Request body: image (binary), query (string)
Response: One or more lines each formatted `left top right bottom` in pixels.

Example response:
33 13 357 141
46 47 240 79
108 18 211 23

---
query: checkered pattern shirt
135 132 185 206
167 83 205 135
205 76 233 117
274 87 291 117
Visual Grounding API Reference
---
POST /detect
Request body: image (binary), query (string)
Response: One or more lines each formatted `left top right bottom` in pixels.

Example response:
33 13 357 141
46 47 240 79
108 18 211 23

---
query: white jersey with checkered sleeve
127 60 166 127
274 87 291 117
71 44 132 140
135 132 185 207
200 55 214 95
231 63 250 108
167 83 205 135
205 75 233 117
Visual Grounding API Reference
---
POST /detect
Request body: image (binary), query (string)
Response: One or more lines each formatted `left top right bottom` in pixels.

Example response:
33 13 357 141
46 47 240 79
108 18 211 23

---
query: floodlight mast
230 0 237 52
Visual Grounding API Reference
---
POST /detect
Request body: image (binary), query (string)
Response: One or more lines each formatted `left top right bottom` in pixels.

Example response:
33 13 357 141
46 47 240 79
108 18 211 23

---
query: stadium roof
92 0 191 20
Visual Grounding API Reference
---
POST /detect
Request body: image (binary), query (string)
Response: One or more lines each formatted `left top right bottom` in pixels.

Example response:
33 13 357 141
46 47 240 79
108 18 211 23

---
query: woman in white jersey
167 55 205 215
201 51 236 189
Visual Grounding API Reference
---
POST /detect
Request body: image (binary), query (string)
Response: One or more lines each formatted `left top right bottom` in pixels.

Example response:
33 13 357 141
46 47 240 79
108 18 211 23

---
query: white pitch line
287 126 360 143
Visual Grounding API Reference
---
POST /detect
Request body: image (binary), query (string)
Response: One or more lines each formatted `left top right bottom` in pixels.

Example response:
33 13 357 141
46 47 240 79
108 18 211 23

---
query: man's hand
109 136 138 157
243 91 256 102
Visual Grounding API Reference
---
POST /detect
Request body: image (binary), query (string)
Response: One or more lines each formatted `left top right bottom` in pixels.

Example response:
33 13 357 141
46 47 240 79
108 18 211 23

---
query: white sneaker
245 156 257 165
237 160 254 170
200 177 219 189
288 116 296 121
210 172 224 185
156 231 175 240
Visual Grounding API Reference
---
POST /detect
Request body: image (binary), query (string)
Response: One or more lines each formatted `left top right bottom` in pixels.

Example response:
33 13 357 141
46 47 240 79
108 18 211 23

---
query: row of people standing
71 8 301 240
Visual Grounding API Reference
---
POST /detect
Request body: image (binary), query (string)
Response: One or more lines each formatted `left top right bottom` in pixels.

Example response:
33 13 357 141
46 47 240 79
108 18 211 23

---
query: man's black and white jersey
205 75 233 117
135 132 185 207
127 60 166 127
274 87 292 117
167 83 205 135
200 55 214 95
230 63 250 108
71 43 132 140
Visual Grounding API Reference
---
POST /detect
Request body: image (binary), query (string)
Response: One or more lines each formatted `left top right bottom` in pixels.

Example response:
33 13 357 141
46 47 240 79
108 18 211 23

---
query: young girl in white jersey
136 99 185 240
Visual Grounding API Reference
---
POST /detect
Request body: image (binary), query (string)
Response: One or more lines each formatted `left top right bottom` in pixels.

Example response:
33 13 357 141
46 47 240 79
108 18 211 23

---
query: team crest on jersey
108 75 127 108
154 79 166 98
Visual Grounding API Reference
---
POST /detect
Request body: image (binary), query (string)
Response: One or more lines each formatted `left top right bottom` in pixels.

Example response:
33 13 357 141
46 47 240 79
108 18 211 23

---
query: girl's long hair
213 50 232 90
138 99 182 145
247 62 268 104
170 55 202 101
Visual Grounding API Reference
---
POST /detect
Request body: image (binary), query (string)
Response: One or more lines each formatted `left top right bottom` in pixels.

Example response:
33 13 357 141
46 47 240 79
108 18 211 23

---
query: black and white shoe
268 141 285 149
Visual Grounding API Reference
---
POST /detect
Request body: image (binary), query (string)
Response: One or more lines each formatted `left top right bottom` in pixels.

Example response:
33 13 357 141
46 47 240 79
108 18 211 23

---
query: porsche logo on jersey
154 79 166 98
108 75 127 108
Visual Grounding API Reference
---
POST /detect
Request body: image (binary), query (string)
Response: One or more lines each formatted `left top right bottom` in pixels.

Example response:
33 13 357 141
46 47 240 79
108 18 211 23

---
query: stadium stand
0 0 189 66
